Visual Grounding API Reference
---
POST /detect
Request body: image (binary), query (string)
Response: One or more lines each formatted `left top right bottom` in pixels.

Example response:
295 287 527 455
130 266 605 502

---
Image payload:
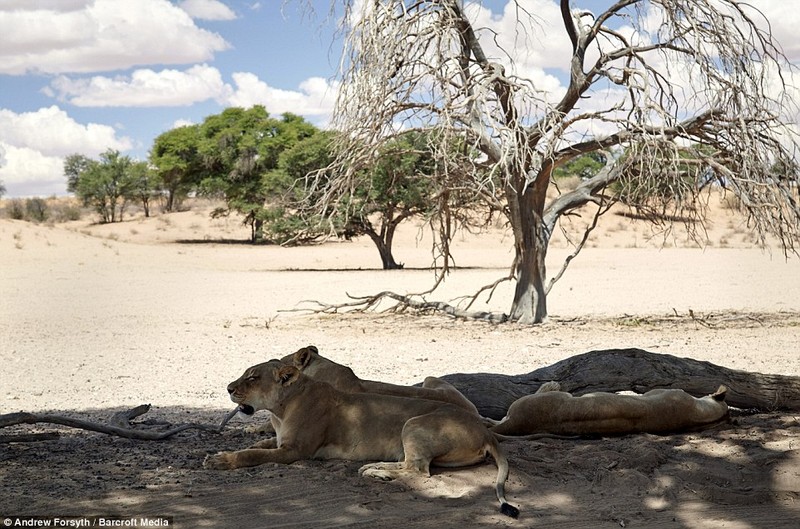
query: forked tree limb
0 405 238 442
440 348 800 419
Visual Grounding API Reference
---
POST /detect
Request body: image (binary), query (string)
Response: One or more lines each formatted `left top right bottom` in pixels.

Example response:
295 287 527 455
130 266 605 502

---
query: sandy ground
1 197 799 527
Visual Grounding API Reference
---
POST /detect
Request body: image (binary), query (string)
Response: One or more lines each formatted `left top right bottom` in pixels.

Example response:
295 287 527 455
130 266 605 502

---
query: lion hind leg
359 460 428 481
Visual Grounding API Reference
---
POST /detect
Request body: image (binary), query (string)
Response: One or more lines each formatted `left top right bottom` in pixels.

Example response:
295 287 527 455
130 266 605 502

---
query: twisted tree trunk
440 348 800 419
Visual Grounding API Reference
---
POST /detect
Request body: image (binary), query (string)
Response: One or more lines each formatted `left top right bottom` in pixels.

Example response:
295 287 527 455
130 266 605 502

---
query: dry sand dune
1 197 799 527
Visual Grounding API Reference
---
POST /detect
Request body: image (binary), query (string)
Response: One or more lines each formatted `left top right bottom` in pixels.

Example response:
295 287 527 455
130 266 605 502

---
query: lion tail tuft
486 438 520 518
501 502 520 518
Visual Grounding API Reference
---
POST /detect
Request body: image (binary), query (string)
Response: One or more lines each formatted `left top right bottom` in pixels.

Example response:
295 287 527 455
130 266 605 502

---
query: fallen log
440 348 800 419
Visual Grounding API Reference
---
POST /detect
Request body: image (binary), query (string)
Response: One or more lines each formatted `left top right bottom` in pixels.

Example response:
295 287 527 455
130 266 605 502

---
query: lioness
204 360 520 518
281 345 480 416
489 383 729 436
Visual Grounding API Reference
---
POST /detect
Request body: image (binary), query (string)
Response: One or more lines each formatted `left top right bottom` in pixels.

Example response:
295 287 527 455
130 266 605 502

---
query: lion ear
276 365 300 386
293 346 317 369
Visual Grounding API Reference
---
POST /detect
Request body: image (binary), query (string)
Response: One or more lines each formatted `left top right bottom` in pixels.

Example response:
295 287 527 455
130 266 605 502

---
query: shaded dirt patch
2 407 798 528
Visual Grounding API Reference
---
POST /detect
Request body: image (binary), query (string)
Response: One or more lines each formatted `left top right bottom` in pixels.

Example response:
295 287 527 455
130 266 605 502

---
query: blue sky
1 0 798 197
0 0 344 196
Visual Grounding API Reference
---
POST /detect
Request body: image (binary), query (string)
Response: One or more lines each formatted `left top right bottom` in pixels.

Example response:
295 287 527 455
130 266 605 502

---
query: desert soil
1 197 799 528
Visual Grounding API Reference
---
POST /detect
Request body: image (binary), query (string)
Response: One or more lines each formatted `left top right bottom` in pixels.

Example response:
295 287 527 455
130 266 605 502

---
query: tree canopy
194 106 317 242
69 149 138 223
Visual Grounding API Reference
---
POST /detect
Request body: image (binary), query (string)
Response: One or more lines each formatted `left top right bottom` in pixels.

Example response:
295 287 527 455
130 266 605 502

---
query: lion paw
359 464 395 481
203 452 235 470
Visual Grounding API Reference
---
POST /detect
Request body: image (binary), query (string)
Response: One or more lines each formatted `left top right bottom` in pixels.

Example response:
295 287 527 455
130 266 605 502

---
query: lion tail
485 437 520 518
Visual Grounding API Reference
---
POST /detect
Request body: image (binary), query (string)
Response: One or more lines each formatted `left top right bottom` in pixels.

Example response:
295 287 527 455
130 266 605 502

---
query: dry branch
293 290 509 323
440 348 800 419
0 405 238 442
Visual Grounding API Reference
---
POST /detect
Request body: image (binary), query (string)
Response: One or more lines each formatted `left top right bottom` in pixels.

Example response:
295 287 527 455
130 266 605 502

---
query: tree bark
440 348 800 419
506 178 550 324
366 223 403 270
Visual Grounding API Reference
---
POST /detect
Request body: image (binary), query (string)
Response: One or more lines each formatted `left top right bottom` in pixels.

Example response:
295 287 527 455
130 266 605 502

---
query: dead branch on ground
292 290 509 323
0 404 238 443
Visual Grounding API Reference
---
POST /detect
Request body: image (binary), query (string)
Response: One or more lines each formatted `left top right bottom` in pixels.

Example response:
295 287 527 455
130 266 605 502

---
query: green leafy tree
197 106 316 242
128 161 159 217
552 153 605 182
64 154 93 194
70 149 136 223
266 131 446 269
260 131 334 245
149 125 202 212
345 133 439 269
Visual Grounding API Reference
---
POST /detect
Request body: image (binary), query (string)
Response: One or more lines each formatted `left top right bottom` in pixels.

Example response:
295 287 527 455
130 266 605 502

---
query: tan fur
281 346 481 416
490 384 730 436
203 360 519 517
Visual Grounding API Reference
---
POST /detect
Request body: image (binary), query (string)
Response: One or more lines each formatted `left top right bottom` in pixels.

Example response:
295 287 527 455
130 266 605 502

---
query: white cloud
749 0 800 61
48 64 232 107
172 119 197 129
0 0 230 75
0 144 66 197
0 0 89 10
179 0 237 21
465 0 574 74
0 106 132 197
226 73 340 118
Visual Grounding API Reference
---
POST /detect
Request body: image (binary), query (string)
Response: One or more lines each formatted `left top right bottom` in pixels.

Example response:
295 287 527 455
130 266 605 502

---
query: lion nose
227 384 235 395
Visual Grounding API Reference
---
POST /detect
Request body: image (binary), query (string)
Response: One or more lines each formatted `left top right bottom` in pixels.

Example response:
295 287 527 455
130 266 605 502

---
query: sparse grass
615 316 652 327
101 240 120 255
156 216 173 232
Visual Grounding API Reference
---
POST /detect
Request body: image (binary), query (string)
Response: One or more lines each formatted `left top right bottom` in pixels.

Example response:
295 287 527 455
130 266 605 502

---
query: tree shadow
1 406 797 527
174 238 261 245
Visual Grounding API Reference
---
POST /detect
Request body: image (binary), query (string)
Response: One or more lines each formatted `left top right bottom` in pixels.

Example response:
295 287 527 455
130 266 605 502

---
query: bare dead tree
309 0 800 324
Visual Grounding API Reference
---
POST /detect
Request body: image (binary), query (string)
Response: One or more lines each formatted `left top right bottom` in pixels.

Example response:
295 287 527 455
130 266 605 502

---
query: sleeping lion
489 382 730 436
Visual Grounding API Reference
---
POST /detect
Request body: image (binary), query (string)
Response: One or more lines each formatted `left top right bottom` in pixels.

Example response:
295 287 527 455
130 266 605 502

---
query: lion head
227 359 301 417
281 345 361 387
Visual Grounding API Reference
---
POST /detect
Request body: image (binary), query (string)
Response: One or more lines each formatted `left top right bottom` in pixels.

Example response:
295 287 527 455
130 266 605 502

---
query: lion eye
246 375 259 382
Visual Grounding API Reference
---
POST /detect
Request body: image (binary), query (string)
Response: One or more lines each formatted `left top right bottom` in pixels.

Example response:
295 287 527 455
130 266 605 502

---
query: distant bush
25 197 49 223
48 200 83 222
6 199 25 220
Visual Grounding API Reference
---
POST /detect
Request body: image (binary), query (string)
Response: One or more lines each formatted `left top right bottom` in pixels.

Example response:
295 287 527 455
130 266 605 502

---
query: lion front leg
203 447 300 470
